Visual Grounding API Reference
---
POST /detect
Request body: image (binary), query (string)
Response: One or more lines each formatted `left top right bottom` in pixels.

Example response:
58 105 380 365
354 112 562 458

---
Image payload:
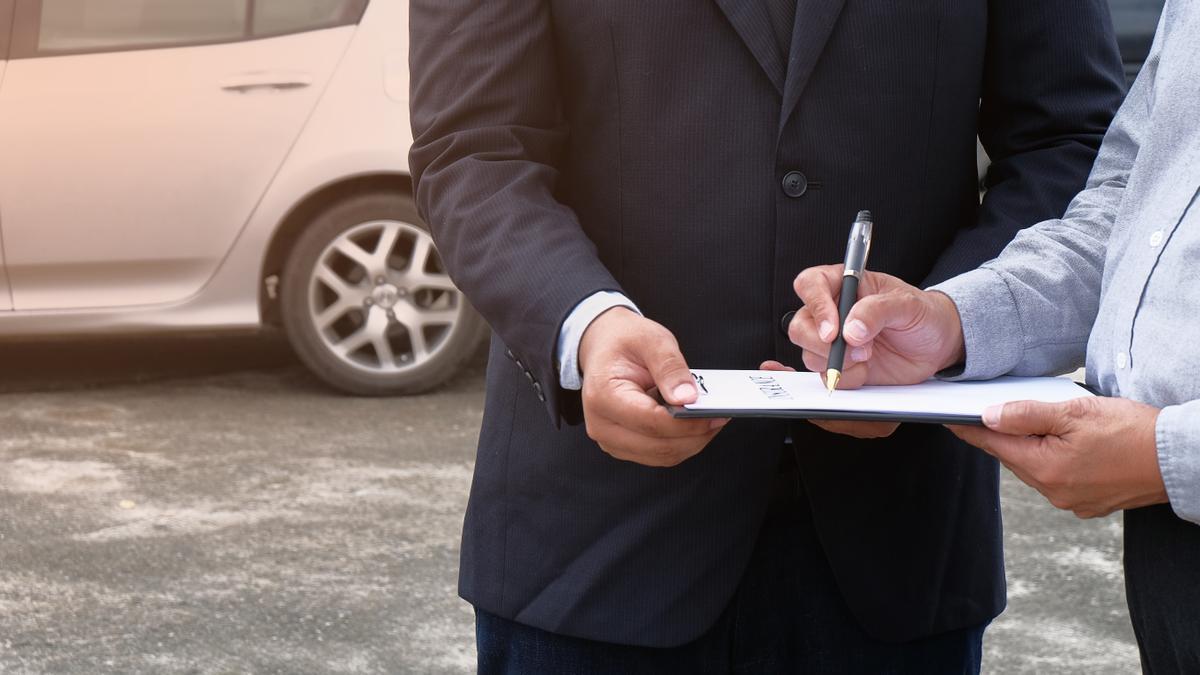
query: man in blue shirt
784 5 1199 669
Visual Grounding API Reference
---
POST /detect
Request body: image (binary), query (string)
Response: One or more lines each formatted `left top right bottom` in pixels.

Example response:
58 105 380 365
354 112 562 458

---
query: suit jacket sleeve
408 1 624 426
922 0 1127 286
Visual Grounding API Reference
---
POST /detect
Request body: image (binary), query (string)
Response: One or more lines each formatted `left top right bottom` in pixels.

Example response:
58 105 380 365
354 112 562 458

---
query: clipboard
665 370 1096 426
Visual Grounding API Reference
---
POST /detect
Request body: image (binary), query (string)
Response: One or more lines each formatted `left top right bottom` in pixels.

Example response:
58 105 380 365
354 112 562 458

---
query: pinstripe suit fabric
409 0 1126 647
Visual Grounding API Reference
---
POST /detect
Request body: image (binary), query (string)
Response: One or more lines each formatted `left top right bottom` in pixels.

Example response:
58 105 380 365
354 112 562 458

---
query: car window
36 0 247 53
253 0 361 37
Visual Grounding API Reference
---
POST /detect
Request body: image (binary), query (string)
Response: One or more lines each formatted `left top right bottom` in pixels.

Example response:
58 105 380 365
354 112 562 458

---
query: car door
0 0 365 311
0 0 14 311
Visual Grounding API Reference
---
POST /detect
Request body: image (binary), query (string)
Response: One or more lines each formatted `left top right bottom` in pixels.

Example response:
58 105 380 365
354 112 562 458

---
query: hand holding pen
762 210 967 437
782 279 969 391
774 215 967 391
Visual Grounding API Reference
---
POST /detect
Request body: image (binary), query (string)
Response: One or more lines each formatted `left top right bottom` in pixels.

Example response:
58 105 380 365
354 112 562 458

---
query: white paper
682 369 1093 419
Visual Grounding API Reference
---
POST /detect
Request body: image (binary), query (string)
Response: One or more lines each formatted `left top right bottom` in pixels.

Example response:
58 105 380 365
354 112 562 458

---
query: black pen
826 210 874 395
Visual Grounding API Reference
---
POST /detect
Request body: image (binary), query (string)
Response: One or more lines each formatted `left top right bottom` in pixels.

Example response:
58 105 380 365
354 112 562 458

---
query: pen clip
843 215 874 277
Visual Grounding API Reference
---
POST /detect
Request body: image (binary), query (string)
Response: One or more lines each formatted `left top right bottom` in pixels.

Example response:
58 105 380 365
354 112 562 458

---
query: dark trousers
1125 505 1200 674
477 456 985 674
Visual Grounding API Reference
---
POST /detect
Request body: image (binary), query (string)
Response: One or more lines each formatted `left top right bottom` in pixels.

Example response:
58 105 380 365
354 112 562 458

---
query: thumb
645 335 698 405
982 400 1064 436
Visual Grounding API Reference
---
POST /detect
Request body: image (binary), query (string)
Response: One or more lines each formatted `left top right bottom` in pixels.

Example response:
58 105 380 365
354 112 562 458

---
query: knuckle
657 352 687 373
647 443 685 467
788 321 807 346
1065 396 1099 418
802 351 824 371
1039 468 1067 492
795 268 835 300
1009 400 1036 420
631 417 659 437
581 389 606 416
648 333 683 361
640 324 671 348
659 453 687 468
584 420 602 443
1049 494 1074 511
794 269 816 293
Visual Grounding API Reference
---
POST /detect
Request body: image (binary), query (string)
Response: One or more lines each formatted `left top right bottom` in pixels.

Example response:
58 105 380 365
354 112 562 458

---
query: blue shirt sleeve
556 292 642 390
1157 401 1200 526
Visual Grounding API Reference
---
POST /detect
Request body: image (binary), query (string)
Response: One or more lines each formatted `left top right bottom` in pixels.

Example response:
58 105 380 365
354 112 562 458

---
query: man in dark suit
408 0 1125 671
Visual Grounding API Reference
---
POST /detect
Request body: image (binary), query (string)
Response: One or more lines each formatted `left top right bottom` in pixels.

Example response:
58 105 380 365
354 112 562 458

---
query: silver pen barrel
842 210 874 278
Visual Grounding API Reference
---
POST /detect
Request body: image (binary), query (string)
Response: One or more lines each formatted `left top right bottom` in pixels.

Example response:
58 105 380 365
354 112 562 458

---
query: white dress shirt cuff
1156 400 1200 526
557 291 641 391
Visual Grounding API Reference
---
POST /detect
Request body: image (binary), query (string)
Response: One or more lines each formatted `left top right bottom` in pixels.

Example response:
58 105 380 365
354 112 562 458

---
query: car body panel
0 0 410 337
0 0 12 311
0 3 354 311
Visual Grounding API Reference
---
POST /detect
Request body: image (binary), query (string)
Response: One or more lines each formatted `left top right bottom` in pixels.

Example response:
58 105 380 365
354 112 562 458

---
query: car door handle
220 72 314 93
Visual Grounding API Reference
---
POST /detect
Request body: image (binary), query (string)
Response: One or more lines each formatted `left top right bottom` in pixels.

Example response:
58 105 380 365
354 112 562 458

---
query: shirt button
1149 230 1164 247
781 171 808 198
779 311 797 337
1116 352 1128 370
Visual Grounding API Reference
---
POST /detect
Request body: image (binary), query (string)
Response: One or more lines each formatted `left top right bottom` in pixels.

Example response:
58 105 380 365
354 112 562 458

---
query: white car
0 0 488 394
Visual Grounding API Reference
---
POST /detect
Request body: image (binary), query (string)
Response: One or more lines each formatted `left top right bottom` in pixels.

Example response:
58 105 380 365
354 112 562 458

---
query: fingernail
982 404 1003 427
845 320 868 342
850 347 869 362
673 384 697 402
709 418 729 431
819 321 835 341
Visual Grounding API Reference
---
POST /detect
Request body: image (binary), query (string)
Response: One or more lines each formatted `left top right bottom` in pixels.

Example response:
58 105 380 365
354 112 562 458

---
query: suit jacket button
779 311 797 336
782 171 808 198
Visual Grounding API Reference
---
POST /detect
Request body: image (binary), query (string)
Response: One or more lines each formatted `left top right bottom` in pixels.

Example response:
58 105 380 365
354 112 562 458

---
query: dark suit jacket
409 0 1125 647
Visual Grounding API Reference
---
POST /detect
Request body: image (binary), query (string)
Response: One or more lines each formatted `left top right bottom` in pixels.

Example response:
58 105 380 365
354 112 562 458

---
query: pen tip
825 370 840 396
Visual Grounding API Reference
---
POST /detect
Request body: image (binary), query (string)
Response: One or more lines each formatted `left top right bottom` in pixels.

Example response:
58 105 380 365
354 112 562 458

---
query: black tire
280 190 489 396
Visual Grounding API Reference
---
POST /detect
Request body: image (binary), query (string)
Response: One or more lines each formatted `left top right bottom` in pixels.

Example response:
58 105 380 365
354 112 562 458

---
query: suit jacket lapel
780 0 847 133
714 0 786 96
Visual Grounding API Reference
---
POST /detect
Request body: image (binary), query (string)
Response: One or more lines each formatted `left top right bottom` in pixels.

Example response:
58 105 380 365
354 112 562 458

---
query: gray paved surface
0 335 1138 673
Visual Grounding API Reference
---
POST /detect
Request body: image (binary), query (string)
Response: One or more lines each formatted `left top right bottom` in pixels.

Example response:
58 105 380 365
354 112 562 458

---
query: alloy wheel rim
307 220 465 375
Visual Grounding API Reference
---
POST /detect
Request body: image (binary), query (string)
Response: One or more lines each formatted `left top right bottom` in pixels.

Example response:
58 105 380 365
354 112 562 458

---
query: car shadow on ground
0 330 489 395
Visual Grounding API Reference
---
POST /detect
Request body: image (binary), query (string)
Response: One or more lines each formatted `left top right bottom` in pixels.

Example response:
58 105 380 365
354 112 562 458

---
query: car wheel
280 191 489 395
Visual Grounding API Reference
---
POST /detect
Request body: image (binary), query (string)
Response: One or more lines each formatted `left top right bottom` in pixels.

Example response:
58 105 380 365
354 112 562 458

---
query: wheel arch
259 172 413 325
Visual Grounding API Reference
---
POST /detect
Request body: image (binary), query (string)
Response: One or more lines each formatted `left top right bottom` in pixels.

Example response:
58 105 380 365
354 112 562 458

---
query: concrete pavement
0 334 1138 673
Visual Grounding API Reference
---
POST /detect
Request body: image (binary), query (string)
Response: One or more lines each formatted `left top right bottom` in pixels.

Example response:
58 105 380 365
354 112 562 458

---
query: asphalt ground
0 334 1139 673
